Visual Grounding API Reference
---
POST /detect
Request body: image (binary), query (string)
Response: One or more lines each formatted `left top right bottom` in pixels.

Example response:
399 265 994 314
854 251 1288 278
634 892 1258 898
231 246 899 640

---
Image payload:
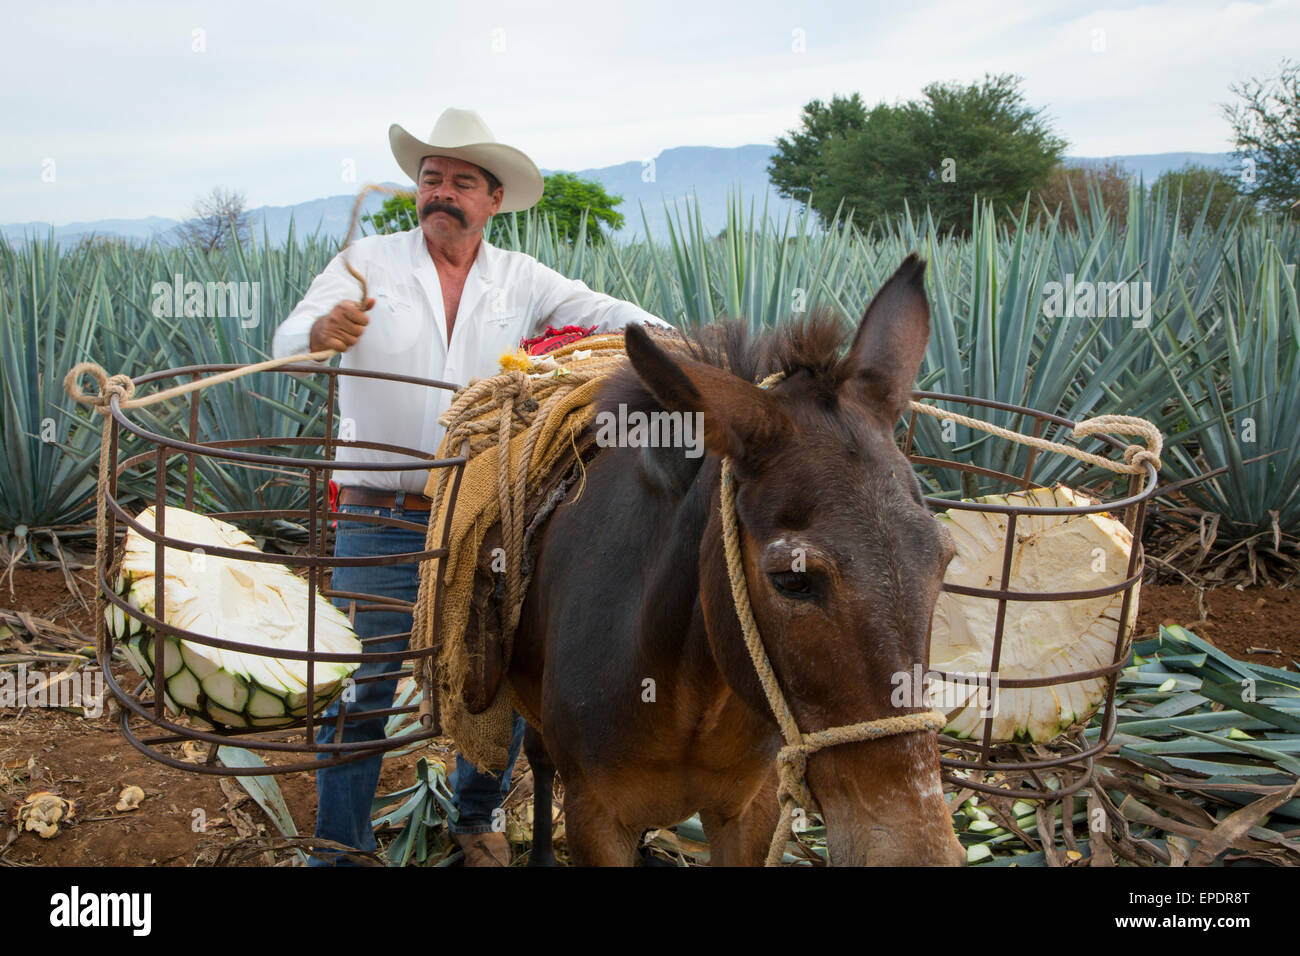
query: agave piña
929 485 1138 742
106 506 361 729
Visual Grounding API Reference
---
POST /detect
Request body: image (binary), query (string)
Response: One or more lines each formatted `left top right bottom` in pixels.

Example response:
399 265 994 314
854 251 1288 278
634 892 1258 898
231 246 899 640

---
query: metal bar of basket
1020 415 1046 489
153 445 166 724
305 467 318 743
101 363 455 775
911 392 1157 799
185 372 200 509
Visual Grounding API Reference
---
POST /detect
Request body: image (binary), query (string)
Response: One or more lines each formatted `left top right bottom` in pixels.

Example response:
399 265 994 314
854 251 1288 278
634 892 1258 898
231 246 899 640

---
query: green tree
1224 58 1300 213
361 193 418 234
770 75 1067 230
519 171 625 244
768 94 869 203
1153 164 1254 231
360 173 625 244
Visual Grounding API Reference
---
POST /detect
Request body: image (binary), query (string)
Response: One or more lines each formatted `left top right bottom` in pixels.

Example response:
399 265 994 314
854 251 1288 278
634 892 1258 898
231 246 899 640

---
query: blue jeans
310 500 524 865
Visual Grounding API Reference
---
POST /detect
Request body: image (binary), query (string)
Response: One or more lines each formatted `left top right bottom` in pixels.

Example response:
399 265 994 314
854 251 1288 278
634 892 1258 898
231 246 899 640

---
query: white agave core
929 485 1138 743
112 506 362 728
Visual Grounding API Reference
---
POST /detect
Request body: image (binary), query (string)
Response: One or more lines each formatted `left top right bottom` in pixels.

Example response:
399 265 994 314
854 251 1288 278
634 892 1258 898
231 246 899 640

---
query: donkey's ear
843 253 931 422
624 324 789 463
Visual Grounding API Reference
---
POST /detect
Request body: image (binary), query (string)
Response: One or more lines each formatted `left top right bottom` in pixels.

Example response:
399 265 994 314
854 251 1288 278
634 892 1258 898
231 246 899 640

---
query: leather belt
336 487 435 511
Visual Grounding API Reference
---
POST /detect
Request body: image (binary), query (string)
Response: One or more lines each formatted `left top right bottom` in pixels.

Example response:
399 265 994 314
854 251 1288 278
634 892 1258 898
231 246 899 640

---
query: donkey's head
625 254 962 865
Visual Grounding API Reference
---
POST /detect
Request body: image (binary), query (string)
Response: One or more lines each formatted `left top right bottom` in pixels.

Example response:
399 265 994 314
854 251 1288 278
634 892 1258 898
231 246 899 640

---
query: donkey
508 254 964 865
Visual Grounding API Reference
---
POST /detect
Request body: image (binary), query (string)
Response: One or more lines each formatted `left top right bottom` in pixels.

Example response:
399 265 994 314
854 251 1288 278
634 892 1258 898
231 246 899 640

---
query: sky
2 0 1296 226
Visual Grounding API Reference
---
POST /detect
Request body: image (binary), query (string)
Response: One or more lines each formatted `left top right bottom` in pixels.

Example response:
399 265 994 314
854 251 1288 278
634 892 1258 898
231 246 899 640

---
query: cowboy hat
389 108 544 213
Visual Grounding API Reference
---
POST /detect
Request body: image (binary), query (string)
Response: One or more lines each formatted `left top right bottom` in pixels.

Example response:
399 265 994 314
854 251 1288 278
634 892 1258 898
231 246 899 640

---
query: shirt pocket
478 287 526 347
365 283 422 353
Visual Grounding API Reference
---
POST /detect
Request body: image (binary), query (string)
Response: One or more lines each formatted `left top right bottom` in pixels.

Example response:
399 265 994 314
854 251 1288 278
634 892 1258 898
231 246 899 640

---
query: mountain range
2 147 1237 247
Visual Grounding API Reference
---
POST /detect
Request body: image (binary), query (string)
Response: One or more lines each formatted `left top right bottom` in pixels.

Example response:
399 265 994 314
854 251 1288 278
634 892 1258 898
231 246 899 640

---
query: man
272 108 671 866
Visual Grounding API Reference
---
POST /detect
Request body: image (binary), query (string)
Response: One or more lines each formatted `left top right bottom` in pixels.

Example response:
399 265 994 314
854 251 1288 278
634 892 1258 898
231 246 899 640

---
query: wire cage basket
903 391 1158 800
91 362 466 776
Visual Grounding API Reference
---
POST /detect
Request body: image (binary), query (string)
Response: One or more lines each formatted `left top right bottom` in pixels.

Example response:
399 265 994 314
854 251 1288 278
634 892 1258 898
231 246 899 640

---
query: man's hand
309 297 374 352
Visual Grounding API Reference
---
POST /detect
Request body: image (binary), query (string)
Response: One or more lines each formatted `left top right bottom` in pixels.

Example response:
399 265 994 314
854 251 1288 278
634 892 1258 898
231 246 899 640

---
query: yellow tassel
498 351 533 373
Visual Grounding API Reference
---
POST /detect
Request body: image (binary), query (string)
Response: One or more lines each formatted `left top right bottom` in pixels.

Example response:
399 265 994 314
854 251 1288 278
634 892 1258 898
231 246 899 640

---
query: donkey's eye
769 571 815 600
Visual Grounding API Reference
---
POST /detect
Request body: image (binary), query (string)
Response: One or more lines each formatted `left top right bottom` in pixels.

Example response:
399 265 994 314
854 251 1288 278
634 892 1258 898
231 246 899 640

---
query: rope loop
775 744 815 812
722 453 955 864
1072 413 1163 473
492 370 530 405
64 361 135 412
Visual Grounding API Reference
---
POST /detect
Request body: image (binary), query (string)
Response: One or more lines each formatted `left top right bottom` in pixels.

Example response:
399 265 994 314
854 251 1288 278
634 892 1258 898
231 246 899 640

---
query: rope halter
718 419 946 865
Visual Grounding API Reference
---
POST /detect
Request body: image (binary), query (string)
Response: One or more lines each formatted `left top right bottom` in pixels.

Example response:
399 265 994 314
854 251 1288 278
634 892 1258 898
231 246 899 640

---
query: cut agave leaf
110 506 364 730
168 669 203 711
144 635 185 679
247 687 287 719
929 485 1139 743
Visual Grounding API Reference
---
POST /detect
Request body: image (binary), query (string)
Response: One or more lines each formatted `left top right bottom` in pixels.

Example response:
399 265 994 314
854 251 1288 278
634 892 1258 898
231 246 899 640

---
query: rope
906 402 1162 474
762 369 1162 474
62 184 409 416
338 183 416 303
411 341 646 695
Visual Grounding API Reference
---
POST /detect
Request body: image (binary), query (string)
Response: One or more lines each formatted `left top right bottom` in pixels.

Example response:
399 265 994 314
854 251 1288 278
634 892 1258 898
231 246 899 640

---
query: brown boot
452 831 510 867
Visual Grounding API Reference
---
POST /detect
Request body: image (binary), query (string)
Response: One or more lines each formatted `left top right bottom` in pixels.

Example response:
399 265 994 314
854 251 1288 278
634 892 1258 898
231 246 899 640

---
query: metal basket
903 392 1157 799
96 362 466 775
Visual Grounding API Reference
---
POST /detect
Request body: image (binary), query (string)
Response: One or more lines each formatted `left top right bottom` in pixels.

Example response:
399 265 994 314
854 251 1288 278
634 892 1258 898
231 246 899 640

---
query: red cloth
520 323 598 356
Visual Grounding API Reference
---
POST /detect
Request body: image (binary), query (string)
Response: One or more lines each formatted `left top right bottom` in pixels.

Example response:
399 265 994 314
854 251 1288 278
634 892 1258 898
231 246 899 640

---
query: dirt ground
0 567 516 867
1 565 1295 867
1134 582 1300 668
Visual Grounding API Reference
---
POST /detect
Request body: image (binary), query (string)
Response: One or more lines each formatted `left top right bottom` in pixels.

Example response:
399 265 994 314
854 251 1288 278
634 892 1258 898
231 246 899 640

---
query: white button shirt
272 227 672 493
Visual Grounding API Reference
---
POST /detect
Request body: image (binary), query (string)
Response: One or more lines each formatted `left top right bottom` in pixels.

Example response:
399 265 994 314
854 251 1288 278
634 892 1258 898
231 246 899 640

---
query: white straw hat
389 108 544 213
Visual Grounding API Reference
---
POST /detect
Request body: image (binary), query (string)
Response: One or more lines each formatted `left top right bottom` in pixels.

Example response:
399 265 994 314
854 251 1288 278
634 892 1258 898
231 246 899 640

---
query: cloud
2 0 1295 224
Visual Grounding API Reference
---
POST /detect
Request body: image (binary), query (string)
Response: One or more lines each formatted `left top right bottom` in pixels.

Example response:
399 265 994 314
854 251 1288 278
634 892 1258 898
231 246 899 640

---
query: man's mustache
421 201 467 226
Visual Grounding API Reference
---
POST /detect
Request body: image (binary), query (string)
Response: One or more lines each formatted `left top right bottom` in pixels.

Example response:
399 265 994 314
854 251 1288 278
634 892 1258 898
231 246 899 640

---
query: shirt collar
408 226 497 284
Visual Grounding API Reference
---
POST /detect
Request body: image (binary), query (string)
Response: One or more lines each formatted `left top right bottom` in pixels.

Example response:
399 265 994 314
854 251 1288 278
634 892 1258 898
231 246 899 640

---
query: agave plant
871 197 1215 498
1151 231 1300 572
4 185 1299 573
115 226 336 535
0 233 151 531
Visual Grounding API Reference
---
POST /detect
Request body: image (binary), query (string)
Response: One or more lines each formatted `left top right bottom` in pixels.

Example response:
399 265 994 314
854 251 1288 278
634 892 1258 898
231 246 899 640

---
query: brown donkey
509 254 964 865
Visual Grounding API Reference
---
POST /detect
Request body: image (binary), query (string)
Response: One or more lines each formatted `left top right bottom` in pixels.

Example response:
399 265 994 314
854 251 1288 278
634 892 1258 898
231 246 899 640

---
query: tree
519 172 625 244
768 94 869 203
1037 160 1132 230
361 193 418 234
1224 58 1300 213
182 187 250 252
361 173 625 244
769 75 1067 230
1153 164 1254 231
